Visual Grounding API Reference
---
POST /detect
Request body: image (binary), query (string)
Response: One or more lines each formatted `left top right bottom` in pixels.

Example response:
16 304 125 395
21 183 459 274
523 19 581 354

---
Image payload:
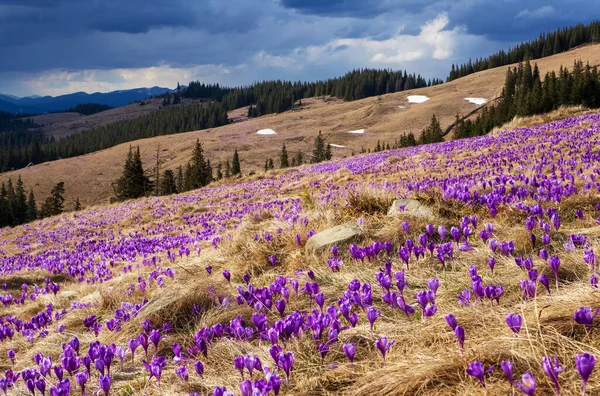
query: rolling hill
2 43 600 208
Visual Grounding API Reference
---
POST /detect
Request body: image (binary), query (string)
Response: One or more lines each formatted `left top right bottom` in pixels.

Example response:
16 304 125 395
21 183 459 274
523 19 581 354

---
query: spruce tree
176 165 184 193
41 182 65 218
268 158 274 169
0 183 7 227
113 146 152 201
280 143 289 168
325 144 332 160
295 150 303 166
216 162 223 180
12 176 27 225
183 163 194 191
225 160 231 178
190 139 208 188
232 149 241 175
26 190 37 221
160 169 178 195
74 197 82 211
312 131 326 163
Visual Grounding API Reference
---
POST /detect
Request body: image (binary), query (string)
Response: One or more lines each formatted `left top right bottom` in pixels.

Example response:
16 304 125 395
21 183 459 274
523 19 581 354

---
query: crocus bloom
176 365 189 381
375 337 394 364
465 361 494 388
343 343 356 363
575 353 595 395
538 274 551 295
99 374 111 395
366 307 381 331
445 314 457 330
75 371 88 394
548 256 561 291
516 372 536 396
542 356 565 395
487 257 496 274
194 361 204 378
223 270 231 283
501 360 513 387
574 307 598 333
454 325 465 350
7 350 15 366
506 313 523 335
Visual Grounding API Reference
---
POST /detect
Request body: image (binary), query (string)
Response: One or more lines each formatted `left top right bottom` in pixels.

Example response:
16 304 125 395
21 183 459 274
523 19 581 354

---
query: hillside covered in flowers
1 110 600 395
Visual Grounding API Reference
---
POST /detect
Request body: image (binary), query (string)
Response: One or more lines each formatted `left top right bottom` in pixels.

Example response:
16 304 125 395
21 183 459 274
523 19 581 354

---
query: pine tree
190 139 208 188
183 163 194 191
312 131 326 163
295 150 303 166
160 169 178 195
40 182 65 218
268 158 274 169
176 166 184 193
280 143 289 168
216 162 223 180
113 146 152 201
12 176 27 225
232 149 241 175
225 160 231 178
0 183 7 227
264 159 269 172
325 144 332 160
26 190 37 221
74 197 82 211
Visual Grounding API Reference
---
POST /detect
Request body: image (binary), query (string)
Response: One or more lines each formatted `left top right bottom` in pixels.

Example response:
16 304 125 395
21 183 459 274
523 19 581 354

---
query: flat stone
305 222 363 254
388 199 433 218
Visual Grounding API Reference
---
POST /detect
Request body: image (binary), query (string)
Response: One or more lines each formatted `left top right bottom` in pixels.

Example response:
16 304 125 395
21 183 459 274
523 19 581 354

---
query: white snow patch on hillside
348 129 365 134
256 129 277 135
407 95 430 104
329 144 345 148
464 98 487 105
398 105 405 109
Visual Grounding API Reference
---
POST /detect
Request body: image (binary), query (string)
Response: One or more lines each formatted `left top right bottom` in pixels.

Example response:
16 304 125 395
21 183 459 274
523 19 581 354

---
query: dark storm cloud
0 0 598 95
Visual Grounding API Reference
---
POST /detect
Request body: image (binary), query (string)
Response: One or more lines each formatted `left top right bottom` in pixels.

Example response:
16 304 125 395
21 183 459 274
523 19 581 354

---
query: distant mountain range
0 86 179 114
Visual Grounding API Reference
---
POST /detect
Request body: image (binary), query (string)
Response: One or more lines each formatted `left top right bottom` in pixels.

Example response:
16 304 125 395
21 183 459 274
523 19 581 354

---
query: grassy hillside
0 108 600 394
3 43 600 208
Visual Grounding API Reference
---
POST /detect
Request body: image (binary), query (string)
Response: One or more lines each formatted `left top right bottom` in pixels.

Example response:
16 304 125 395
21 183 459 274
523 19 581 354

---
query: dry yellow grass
3 44 600 208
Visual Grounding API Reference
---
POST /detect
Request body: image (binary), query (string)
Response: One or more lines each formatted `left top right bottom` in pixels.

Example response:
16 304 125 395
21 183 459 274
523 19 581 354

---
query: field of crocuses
1 110 600 395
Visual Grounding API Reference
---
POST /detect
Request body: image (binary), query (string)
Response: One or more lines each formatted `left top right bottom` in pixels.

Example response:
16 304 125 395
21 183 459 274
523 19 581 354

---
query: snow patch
329 144 345 148
464 97 488 105
256 129 277 135
398 105 405 109
407 95 430 104
348 129 365 134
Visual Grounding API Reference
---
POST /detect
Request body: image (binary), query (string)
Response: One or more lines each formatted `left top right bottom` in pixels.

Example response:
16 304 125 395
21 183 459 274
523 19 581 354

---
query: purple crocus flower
7 350 15 366
573 307 599 333
205 265 213 275
575 353 595 395
99 374 111 395
516 372 536 396
465 361 494 388
234 356 245 378
542 356 564 395
176 365 189 381
538 274 551 295
366 307 381 331
318 342 329 363
548 256 561 291
343 343 356 363
128 338 140 364
375 337 394 364
428 278 439 296
194 361 204 378
487 257 496 275
506 313 523 335
454 325 465 350
445 314 457 330
501 360 513 388
457 289 471 307
223 270 231 283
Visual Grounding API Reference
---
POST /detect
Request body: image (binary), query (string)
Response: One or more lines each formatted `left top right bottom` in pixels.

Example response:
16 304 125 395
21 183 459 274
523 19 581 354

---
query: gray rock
305 222 363 254
388 199 433 218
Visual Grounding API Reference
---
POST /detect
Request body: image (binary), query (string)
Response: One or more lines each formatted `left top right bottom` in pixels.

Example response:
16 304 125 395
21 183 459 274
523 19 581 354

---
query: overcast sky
1 0 598 97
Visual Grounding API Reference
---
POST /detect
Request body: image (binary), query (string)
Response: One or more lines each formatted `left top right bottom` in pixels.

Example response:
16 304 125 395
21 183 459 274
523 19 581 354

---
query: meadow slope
1 110 600 395
3 43 600 207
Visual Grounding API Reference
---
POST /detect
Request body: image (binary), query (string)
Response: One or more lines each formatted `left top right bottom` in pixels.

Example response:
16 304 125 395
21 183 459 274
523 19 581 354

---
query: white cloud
262 13 489 70
515 6 556 20
20 64 246 96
